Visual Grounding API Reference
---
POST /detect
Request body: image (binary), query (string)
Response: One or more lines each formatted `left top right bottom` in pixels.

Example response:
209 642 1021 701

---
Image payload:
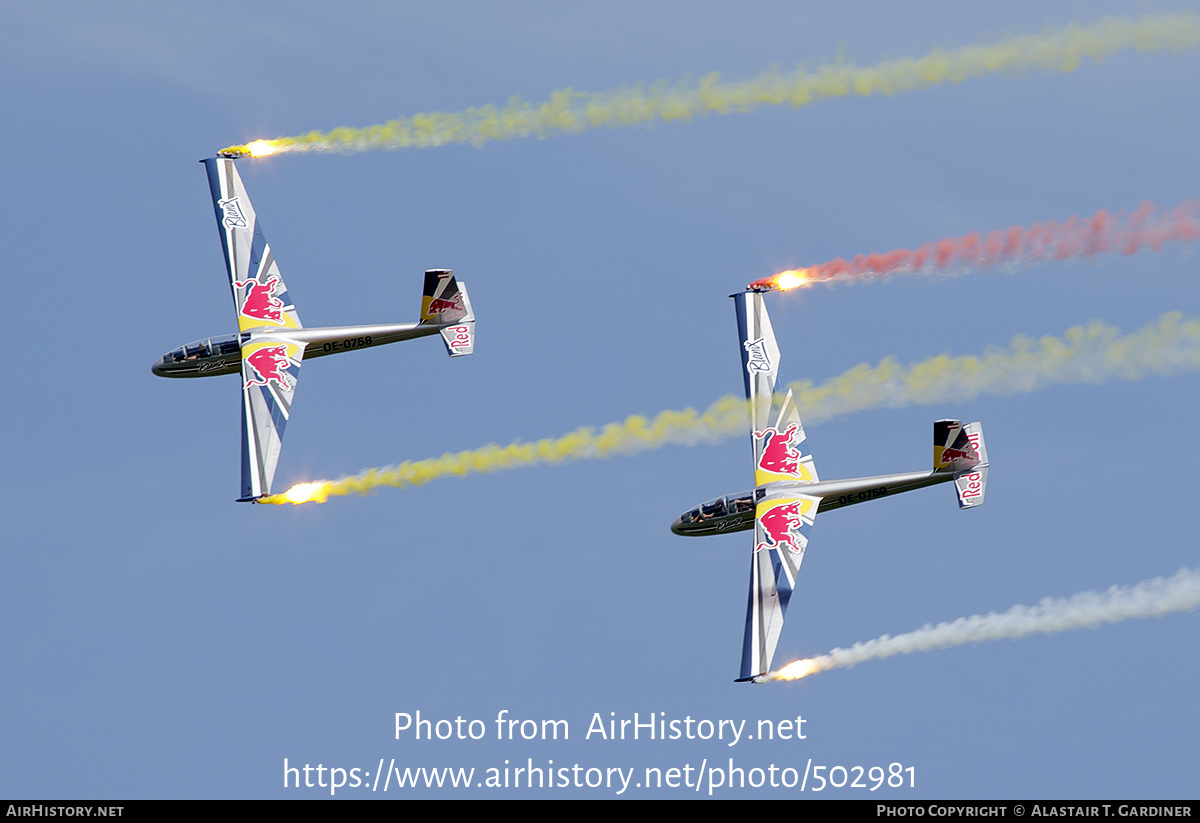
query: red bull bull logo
233 276 286 325
244 344 296 392
754 424 803 478
940 431 980 466
426 295 464 317
940 445 977 464
756 500 807 556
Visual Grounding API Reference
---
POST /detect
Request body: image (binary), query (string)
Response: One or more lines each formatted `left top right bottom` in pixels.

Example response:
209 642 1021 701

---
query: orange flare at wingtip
217 139 283 159
767 658 825 681
246 140 279 157
750 267 813 291
260 481 332 505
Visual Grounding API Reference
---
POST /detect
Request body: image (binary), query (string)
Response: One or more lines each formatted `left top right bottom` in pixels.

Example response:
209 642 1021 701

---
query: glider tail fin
419 269 475 356
935 420 989 508
419 269 470 324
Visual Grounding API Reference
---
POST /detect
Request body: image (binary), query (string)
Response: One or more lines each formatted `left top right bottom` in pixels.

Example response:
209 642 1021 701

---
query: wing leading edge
732 291 820 681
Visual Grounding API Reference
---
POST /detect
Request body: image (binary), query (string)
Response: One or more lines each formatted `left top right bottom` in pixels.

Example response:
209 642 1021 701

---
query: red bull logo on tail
940 445 977 464
756 500 808 556
940 431 980 466
244 344 296 392
233 276 286 325
426 295 464 317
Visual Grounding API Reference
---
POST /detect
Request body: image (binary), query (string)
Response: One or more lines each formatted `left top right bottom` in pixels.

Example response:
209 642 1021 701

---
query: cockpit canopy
162 334 242 364
153 333 245 378
677 490 755 526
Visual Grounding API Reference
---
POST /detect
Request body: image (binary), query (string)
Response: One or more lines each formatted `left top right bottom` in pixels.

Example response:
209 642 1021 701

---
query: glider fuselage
671 468 957 537
152 322 442 378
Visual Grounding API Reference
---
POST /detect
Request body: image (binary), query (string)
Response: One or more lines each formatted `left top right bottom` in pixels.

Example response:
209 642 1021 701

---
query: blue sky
2 1 1198 798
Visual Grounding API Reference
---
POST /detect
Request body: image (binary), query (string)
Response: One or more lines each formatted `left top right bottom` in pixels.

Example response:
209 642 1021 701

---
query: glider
671 289 987 681
152 157 475 501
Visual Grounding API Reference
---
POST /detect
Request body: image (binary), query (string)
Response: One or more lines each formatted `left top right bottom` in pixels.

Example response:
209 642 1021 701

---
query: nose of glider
670 515 686 535
151 355 167 377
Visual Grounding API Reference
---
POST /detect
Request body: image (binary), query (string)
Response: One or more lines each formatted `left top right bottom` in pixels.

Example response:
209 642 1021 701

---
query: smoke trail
767 568 1200 681
752 200 1200 290
220 13 1200 157
265 311 1200 504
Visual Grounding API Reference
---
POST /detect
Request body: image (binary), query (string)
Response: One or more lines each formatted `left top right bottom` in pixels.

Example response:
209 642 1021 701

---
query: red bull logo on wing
232 276 286 325
756 500 807 556
754 424 804 478
244 344 296 392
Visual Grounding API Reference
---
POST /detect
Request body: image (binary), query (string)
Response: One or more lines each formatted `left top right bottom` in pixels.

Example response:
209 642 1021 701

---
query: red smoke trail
750 200 1199 291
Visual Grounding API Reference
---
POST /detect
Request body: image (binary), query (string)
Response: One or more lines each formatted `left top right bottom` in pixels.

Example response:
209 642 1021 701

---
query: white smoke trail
768 568 1200 681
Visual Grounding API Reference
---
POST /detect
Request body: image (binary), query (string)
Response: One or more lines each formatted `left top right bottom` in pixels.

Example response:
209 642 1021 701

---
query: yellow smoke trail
766 568 1200 682
221 13 1200 157
264 311 1200 504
